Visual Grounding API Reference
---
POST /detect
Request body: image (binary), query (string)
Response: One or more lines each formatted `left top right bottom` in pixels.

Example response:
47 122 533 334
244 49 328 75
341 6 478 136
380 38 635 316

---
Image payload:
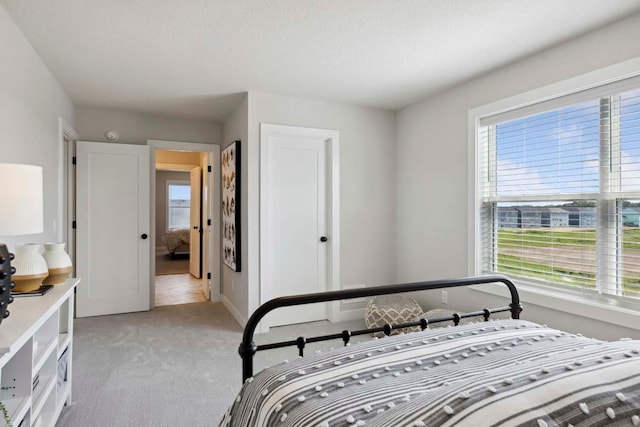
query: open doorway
148 140 221 308
155 159 206 306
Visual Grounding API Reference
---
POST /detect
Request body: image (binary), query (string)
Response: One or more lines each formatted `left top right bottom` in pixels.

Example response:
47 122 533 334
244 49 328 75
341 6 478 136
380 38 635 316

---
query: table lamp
0 164 44 321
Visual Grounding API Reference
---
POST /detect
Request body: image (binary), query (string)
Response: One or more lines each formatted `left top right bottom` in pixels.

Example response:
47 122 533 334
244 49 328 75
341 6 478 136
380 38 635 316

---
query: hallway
155 273 206 306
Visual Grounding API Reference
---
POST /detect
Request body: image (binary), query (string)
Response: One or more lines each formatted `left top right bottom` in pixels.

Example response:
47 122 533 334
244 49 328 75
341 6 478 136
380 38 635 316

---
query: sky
491 88 640 199
169 183 190 201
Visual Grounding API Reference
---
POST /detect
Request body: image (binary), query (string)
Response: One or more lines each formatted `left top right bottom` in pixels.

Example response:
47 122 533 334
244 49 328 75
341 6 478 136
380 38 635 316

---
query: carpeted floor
57 302 366 427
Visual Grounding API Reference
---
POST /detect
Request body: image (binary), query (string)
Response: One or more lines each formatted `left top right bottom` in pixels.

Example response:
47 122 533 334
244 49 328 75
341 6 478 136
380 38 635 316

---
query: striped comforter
220 320 640 426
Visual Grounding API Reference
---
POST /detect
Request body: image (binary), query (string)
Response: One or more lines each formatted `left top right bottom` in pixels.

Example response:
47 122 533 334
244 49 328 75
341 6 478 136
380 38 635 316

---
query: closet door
260 125 332 328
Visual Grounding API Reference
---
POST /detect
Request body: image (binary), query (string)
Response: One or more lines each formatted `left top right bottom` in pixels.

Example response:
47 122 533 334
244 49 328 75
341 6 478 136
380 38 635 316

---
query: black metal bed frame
238 275 522 382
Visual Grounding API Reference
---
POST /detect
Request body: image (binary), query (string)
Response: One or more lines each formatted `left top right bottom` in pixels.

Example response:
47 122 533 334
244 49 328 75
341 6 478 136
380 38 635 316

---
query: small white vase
42 243 73 285
12 244 49 291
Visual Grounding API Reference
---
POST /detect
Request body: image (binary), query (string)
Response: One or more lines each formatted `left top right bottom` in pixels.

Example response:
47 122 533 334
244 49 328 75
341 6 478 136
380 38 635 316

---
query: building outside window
477 84 640 303
167 181 190 231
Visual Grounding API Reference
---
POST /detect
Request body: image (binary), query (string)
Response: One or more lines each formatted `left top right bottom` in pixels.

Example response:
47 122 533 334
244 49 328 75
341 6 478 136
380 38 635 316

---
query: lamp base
13 272 48 292
43 266 72 285
0 244 14 322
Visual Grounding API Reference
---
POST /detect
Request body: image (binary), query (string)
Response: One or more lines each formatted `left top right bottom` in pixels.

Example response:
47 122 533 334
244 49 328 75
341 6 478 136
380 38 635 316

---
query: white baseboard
337 307 365 322
337 283 366 322
222 294 364 330
222 294 247 328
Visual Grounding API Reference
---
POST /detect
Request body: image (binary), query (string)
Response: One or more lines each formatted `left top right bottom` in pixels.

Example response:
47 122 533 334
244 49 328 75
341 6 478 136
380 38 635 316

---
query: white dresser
0 278 79 427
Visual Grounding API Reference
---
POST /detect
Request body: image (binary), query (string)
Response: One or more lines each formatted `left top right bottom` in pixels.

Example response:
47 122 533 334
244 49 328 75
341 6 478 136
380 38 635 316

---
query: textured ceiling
3 0 640 122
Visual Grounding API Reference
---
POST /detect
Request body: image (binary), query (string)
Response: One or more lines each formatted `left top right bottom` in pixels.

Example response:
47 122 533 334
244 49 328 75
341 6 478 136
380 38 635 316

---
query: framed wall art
222 140 241 272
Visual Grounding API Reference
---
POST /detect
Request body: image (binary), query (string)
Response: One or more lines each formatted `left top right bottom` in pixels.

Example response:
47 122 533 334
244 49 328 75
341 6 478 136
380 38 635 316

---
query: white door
76 141 151 317
199 154 213 300
261 127 329 327
189 166 202 278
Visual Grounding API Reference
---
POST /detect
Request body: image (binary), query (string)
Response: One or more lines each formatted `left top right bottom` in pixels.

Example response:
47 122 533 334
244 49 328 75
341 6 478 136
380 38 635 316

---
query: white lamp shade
0 164 44 236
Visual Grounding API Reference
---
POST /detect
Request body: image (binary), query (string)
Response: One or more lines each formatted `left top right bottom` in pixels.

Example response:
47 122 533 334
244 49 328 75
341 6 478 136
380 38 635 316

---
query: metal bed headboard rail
238 275 522 382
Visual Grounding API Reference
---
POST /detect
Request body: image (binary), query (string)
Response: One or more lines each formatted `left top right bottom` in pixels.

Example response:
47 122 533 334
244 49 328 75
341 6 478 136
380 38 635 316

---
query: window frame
468 57 640 328
166 179 191 232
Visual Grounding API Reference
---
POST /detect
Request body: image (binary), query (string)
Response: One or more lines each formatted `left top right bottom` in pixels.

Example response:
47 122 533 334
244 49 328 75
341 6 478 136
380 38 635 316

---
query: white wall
75 107 222 145
246 91 397 322
221 95 249 322
0 6 75 250
396 13 640 340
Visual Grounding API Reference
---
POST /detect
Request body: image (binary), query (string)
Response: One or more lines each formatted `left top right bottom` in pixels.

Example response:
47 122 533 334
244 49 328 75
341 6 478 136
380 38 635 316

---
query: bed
165 228 190 256
222 275 640 426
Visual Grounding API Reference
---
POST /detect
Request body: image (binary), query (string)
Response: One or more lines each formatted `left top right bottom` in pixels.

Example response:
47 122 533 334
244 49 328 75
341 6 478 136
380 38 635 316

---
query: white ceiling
3 0 640 122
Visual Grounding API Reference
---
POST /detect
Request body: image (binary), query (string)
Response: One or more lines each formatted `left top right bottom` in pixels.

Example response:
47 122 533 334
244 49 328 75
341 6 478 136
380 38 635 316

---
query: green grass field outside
498 228 640 250
496 227 640 297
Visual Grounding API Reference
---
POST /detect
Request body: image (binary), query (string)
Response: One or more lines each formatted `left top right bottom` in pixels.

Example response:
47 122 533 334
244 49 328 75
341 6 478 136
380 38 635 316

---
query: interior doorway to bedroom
148 140 222 309
154 151 206 306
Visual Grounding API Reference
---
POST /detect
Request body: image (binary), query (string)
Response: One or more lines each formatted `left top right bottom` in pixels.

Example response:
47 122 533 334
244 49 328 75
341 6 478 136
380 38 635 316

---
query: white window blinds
167 182 191 231
478 86 640 301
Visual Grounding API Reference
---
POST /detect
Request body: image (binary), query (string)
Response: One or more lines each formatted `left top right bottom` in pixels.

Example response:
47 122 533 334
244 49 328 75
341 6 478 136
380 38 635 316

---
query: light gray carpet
57 302 366 427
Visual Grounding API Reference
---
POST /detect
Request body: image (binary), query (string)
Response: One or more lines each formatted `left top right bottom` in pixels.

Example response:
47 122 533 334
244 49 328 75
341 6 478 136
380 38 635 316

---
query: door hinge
207 165 212 173
72 220 77 229
207 218 211 226
207 272 211 280
72 156 76 165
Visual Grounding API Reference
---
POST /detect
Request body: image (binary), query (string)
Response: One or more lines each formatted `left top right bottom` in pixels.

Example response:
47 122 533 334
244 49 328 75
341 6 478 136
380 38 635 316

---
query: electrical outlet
441 290 448 304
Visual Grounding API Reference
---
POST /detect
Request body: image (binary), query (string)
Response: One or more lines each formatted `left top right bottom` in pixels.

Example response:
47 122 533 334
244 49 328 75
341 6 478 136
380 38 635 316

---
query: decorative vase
12 244 49 292
42 243 73 285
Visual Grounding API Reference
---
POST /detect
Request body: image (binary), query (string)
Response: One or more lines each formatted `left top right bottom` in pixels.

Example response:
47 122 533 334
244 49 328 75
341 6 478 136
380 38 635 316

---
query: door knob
193 226 198 230
141 233 148 239
320 236 328 242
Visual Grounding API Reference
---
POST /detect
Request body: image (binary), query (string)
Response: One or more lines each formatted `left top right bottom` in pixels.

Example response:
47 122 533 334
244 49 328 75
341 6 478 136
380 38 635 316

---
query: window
167 181 190 231
477 85 640 302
